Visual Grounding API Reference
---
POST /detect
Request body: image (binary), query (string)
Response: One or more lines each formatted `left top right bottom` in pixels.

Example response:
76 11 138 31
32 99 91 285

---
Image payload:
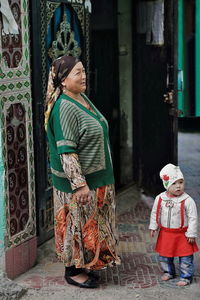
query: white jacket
149 192 198 238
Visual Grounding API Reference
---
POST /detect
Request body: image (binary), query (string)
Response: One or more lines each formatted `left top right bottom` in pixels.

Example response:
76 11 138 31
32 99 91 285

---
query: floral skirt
53 184 121 270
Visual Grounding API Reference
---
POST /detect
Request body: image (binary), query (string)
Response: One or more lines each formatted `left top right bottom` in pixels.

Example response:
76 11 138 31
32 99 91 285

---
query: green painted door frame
178 0 200 117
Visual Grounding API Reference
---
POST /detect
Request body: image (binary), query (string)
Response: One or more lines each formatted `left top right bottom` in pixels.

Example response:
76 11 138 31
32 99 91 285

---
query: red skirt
155 226 199 257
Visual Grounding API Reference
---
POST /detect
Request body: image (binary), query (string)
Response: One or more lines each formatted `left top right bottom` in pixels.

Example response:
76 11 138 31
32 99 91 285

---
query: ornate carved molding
48 10 82 60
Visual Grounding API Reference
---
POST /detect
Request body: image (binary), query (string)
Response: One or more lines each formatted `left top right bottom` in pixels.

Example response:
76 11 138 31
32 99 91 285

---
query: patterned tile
0 0 36 259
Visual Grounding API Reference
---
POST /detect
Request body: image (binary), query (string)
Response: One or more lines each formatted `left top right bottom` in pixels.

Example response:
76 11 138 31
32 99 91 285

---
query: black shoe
65 276 99 288
86 270 100 280
65 266 83 277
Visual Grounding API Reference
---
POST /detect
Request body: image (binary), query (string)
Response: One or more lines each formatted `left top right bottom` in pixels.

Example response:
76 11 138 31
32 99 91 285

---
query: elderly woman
45 55 120 288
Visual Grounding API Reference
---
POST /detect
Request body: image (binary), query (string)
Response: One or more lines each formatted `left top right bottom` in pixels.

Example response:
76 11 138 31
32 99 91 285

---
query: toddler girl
149 163 198 286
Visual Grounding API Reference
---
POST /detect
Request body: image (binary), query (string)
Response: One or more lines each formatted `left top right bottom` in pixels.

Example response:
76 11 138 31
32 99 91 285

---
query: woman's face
62 62 86 94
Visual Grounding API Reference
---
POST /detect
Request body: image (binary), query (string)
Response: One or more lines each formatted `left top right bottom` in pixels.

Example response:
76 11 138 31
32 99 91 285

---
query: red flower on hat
162 175 169 181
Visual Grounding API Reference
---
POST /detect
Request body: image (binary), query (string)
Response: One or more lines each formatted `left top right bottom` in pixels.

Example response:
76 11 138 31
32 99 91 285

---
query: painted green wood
178 0 200 117
196 0 200 116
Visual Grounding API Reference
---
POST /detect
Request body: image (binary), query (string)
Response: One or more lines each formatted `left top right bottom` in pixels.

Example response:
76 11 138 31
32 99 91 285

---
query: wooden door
90 0 120 187
132 0 179 195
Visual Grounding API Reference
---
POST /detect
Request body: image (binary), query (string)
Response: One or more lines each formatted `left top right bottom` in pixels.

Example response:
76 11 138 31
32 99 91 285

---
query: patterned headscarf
44 55 80 130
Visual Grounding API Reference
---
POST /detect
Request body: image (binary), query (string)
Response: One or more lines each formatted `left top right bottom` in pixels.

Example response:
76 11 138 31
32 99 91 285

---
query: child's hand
187 237 196 244
150 230 156 237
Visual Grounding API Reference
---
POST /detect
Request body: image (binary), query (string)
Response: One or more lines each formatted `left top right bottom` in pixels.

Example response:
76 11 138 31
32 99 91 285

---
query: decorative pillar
0 0 36 279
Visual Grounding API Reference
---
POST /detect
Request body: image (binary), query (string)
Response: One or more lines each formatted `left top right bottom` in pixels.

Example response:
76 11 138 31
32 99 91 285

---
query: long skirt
53 184 121 270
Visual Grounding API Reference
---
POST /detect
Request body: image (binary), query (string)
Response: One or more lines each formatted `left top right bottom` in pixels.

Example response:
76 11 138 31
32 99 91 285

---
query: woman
45 55 120 288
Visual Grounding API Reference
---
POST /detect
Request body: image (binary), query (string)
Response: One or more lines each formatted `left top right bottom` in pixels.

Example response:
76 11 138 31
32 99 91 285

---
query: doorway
132 0 178 195
30 0 91 245
90 0 121 187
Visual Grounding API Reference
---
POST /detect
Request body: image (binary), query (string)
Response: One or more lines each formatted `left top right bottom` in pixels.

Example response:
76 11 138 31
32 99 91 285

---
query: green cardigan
47 93 115 193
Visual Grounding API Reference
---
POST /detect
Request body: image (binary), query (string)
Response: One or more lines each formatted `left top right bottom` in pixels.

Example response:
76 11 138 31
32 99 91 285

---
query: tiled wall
0 0 36 277
0 133 6 270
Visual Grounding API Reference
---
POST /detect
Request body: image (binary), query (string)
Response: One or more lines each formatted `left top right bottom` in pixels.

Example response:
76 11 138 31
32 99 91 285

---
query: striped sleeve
54 101 79 154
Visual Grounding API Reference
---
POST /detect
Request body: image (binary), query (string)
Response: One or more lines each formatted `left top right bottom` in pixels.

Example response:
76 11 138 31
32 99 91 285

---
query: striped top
47 93 115 193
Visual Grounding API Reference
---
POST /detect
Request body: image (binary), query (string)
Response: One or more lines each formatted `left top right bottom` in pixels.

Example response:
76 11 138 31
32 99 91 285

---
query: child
149 163 198 286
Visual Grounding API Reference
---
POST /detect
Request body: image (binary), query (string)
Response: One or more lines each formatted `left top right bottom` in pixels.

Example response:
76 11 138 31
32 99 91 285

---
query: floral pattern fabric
53 153 120 270
60 153 86 191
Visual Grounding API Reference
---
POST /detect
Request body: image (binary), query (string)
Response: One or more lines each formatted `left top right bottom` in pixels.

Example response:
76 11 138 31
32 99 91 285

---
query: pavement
1 132 200 300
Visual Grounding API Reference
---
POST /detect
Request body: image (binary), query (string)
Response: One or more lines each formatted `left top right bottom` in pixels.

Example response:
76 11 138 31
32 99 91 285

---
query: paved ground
11 132 200 300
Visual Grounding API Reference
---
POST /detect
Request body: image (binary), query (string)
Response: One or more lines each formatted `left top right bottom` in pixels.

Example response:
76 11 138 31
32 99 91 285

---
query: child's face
168 179 184 196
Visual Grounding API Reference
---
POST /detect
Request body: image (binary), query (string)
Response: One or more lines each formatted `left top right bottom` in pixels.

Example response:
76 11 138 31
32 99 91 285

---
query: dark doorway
132 0 178 195
90 0 121 188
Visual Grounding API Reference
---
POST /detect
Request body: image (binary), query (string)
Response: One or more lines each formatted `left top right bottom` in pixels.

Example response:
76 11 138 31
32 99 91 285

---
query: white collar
160 191 189 202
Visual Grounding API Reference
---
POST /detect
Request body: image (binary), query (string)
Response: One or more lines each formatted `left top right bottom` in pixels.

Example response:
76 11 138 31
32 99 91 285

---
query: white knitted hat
160 163 184 190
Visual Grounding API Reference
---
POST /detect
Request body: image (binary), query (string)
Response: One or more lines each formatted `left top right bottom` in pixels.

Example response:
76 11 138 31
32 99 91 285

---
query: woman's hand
74 185 91 205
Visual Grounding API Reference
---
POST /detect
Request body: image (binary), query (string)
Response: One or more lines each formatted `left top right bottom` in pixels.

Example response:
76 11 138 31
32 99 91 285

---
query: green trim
196 0 200 116
57 140 77 147
178 0 200 117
